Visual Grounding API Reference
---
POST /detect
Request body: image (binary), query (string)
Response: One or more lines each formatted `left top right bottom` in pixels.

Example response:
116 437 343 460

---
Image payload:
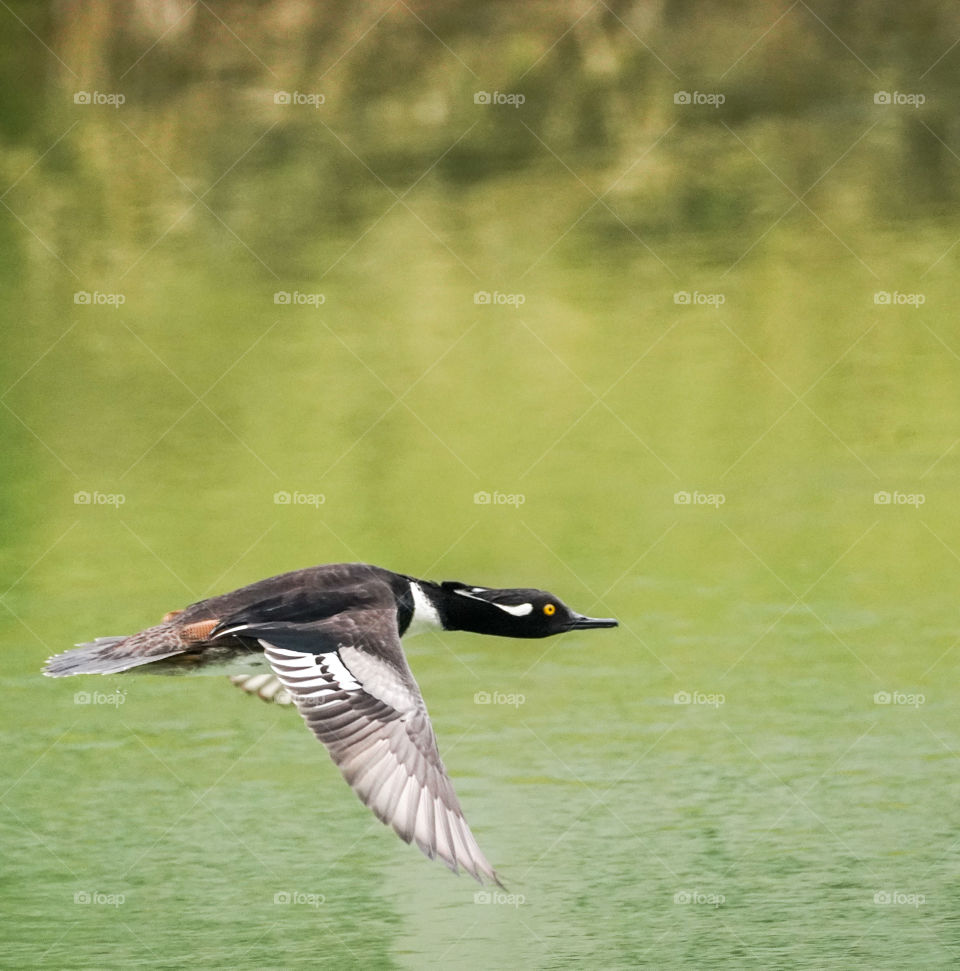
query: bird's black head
436 581 618 639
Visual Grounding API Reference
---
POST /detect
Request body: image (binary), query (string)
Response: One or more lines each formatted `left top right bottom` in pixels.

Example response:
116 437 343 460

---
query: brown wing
252 611 500 885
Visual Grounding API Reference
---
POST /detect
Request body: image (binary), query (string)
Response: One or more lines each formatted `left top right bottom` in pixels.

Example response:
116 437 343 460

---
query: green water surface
3 4 960 968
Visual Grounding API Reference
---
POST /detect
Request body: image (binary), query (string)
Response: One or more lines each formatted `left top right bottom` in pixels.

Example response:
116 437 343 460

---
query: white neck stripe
405 581 443 637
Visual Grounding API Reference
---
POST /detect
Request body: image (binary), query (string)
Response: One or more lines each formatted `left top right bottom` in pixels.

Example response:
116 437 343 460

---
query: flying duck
44 562 618 884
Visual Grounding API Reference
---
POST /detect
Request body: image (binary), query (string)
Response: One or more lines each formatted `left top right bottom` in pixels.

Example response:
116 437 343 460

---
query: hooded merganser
44 562 617 885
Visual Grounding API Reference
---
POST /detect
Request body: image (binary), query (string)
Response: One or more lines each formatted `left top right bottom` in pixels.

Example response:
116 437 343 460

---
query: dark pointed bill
567 613 618 630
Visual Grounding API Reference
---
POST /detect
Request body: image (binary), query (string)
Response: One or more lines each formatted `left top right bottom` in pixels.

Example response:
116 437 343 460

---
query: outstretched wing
243 610 500 885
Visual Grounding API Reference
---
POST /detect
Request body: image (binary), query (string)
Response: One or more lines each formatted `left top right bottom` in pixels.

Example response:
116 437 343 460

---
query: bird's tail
43 624 187 677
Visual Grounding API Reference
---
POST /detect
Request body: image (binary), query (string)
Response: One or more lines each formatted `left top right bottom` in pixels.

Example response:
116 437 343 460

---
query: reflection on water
4 2 960 968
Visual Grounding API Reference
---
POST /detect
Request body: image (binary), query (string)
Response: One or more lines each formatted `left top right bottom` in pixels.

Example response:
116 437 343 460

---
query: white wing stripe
264 645 310 659
262 642 362 692
321 652 362 690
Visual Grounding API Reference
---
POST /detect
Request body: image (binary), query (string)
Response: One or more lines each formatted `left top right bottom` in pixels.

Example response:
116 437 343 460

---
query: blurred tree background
2 0 958 267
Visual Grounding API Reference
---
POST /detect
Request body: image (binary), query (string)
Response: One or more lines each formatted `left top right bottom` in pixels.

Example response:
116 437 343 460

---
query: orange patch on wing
162 608 184 622
180 619 219 643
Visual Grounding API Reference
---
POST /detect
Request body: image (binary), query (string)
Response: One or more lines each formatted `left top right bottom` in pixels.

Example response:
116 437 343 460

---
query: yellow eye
543 603 556 616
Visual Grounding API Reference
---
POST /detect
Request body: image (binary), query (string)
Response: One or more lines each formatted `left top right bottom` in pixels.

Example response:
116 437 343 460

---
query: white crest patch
453 587 533 617
492 601 533 617
405 581 443 637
